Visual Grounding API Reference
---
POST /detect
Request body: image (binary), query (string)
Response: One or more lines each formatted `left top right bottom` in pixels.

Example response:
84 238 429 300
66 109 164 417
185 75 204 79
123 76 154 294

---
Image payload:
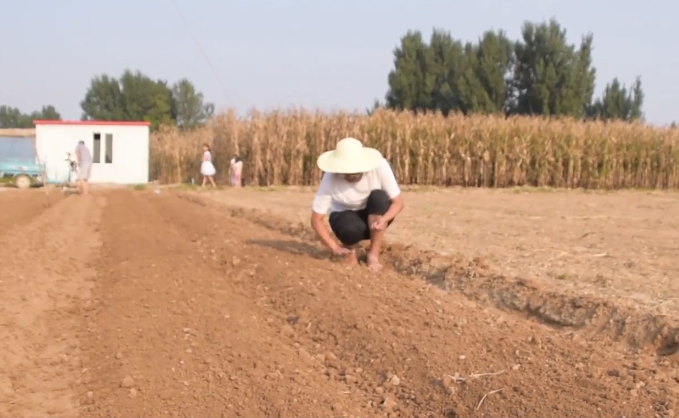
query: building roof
33 120 151 126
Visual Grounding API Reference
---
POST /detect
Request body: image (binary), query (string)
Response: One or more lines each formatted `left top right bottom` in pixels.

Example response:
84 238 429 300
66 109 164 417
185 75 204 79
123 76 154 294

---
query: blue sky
1 0 676 125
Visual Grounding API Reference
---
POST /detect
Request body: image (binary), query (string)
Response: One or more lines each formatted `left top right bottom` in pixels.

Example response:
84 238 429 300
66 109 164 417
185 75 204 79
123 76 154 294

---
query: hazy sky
1 0 676 125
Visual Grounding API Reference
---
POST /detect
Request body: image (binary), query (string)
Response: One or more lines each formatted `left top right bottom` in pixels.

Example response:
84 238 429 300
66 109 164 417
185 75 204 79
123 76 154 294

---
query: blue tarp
0 137 35 161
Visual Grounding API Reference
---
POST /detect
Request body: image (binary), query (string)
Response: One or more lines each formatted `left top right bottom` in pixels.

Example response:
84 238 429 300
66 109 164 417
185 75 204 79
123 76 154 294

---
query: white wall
35 124 149 184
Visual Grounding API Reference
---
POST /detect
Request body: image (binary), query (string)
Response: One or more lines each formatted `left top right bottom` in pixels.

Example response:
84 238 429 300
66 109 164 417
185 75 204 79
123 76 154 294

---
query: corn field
150 108 679 189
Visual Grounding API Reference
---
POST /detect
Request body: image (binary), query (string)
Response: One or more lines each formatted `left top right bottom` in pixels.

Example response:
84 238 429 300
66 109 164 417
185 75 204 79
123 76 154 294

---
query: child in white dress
200 144 217 187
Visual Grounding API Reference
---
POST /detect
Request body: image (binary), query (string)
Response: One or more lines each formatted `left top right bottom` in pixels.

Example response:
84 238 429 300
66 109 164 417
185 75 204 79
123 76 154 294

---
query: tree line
380 18 644 121
0 70 214 130
1 18 647 130
0 105 61 129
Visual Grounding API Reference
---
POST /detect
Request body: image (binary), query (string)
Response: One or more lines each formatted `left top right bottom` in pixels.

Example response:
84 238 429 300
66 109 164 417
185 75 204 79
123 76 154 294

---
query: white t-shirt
312 158 401 214
203 151 212 162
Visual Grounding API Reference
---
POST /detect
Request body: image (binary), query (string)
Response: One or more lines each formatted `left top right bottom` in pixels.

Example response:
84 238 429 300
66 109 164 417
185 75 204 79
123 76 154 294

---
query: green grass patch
176 183 200 190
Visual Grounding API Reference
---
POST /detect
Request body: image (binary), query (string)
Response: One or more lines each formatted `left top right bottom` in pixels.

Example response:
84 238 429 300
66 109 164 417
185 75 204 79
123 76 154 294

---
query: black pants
329 189 394 246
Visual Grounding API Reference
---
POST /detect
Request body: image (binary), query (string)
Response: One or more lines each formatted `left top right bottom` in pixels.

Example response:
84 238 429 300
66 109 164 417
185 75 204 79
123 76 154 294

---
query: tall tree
385 31 435 112
80 74 125 121
427 28 465 115
456 30 515 115
570 34 597 115
81 70 183 129
171 78 215 128
0 105 62 128
474 30 515 113
456 42 492 114
119 70 176 129
511 19 596 117
588 77 644 121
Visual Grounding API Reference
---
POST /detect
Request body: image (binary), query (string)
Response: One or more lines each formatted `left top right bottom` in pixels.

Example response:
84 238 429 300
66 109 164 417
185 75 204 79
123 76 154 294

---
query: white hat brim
317 147 383 174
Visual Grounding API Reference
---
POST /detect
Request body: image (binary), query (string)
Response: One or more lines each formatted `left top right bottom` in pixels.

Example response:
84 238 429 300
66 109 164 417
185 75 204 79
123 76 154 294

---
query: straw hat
316 137 383 174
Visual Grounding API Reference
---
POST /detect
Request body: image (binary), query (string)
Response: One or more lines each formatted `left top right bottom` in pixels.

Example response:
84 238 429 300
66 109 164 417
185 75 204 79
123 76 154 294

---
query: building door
91 131 115 182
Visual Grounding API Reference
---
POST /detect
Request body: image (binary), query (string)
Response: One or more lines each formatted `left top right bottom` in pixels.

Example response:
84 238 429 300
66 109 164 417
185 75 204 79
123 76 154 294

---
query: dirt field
1 187 678 418
201 187 679 309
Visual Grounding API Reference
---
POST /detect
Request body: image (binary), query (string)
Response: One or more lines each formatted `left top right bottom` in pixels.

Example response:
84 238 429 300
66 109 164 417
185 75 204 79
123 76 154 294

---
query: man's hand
331 246 354 257
370 216 388 231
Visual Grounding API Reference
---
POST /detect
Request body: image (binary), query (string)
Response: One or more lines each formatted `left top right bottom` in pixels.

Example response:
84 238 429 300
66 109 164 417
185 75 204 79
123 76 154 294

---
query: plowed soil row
1 189 678 418
185 192 679 357
197 187 679 309
0 189 60 232
0 191 101 417
81 191 670 417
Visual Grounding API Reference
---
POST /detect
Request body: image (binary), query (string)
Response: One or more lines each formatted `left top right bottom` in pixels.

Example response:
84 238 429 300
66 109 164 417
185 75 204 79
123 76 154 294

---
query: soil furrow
80 191 376 417
2 188 677 418
0 189 61 233
0 193 102 418
168 190 669 417
187 192 679 356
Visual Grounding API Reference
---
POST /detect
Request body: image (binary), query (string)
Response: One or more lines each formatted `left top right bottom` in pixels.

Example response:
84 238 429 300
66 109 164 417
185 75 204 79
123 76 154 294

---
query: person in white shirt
311 137 405 272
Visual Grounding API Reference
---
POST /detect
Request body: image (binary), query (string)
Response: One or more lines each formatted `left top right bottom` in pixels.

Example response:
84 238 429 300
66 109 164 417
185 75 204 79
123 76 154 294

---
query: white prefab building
34 120 151 185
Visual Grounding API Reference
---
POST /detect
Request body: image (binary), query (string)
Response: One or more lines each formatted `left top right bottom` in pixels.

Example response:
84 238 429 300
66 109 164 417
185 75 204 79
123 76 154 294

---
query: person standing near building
75 140 92 195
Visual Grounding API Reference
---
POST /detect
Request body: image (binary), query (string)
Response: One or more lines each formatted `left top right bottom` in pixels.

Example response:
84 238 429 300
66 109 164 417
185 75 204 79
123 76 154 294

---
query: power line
169 0 236 108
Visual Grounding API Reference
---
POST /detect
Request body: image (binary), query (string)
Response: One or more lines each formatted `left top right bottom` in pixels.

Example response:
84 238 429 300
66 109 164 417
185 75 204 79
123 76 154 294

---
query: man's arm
310 212 339 250
310 175 339 250
376 159 405 222
381 194 404 222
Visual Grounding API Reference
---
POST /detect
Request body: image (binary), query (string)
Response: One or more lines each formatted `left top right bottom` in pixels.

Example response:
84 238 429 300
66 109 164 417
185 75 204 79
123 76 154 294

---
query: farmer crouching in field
310 137 404 272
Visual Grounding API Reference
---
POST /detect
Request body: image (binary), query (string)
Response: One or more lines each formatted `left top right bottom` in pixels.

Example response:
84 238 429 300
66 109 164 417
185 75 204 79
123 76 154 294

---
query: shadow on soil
246 239 327 260
177 192 679 357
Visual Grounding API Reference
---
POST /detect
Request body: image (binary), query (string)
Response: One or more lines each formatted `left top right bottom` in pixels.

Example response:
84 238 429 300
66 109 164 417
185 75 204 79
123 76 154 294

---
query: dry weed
150 109 679 189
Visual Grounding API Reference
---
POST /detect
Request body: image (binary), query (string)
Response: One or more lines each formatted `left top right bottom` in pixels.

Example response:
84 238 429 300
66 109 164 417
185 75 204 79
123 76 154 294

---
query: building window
105 133 113 163
93 133 101 164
